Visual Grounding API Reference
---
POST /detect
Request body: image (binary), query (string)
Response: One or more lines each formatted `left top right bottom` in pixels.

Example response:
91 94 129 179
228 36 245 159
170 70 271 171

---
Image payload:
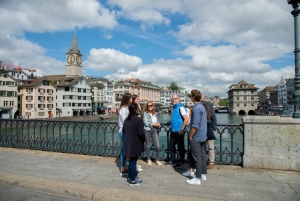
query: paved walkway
0 147 299 201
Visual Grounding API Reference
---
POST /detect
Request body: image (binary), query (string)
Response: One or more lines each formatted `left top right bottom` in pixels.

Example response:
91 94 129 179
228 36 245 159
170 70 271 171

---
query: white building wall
57 78 92 117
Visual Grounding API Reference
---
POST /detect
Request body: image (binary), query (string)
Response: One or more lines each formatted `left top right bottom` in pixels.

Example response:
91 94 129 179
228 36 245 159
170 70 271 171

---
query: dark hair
191 89 201 102
128 102 138 120
201 101 212 120
132 94 139 103
119 93 132 110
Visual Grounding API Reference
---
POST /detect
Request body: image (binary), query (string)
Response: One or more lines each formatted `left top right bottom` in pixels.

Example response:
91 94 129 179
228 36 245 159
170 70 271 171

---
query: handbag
207 121 216 140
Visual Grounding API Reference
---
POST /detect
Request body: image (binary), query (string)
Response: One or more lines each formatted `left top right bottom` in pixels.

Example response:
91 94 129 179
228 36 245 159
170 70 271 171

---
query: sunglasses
147 105 153 107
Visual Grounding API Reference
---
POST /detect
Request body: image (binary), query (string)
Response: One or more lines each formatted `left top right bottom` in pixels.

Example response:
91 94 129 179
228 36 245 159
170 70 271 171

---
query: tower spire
67 32 81 55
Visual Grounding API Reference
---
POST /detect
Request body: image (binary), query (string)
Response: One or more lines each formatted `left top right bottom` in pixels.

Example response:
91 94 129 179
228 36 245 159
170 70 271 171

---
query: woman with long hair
118 93 132 175
143 101 162 166
132 94 143 119
123 102 145 186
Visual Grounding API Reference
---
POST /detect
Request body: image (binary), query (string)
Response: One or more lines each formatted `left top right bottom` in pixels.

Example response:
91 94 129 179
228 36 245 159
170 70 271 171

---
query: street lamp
282 0 300 118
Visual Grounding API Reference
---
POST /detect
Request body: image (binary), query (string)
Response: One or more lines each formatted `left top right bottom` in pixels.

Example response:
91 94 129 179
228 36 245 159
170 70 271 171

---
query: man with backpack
164 94 189 168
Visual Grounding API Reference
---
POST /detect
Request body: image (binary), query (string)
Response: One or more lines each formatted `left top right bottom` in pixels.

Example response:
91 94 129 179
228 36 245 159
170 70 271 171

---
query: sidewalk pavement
0 147 299 201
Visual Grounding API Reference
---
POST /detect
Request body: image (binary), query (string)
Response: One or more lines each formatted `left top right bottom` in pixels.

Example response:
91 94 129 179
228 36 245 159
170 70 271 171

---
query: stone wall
242 116 300 171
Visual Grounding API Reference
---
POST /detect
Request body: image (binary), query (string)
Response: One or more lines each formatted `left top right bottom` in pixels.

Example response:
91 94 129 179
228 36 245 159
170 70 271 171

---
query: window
38 104 45 109
9 101 14 106
25 112 31 117
244 96 247 100
244 103 247 107
26 96 33 101
65 87 70 91
1 91 7 96
26 104 32 109
3 101 8 106
38 112 44 116
47 104 53 109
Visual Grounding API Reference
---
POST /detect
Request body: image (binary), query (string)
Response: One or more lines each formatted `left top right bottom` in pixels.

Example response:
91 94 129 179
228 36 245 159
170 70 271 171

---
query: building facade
278 76 287 105
0 70 18 119
18 79 56 119
228 80 258 115
114 78 161 108
160 88 193 107
259 86 275 109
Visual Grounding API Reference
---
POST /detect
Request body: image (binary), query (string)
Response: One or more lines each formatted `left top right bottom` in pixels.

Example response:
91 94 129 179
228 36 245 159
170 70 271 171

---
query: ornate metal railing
0 119 244 166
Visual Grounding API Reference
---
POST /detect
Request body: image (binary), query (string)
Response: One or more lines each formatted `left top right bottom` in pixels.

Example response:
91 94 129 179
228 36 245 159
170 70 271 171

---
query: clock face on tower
76 55 82 65
67 55 75 64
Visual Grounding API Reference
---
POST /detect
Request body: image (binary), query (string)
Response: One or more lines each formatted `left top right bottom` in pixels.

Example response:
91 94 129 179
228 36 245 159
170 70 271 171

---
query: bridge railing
0 119 244 166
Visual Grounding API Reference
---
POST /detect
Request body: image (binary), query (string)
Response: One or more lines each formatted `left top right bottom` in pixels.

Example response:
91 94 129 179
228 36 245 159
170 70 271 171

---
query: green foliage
169 82 180 90
219 99 228 106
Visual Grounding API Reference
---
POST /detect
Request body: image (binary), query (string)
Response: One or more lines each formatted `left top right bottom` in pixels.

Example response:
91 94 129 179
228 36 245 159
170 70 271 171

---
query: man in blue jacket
164 94 189 168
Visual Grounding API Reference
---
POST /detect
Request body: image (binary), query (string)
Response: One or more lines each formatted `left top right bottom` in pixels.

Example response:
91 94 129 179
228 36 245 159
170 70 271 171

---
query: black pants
169 132 185 163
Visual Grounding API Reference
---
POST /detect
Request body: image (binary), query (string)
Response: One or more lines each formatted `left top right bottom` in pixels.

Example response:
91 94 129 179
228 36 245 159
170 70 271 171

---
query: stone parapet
242 116 300 171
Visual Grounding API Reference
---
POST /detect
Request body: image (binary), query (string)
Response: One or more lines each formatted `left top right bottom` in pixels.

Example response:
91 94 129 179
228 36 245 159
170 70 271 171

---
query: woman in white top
118 93 132 175
143 101 162 166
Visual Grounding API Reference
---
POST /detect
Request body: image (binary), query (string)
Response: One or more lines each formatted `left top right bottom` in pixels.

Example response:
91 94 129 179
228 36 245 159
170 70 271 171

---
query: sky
0 0 296 98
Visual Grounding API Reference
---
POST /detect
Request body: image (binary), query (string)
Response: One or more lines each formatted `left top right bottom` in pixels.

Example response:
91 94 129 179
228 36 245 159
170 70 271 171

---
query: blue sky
0 0 295 98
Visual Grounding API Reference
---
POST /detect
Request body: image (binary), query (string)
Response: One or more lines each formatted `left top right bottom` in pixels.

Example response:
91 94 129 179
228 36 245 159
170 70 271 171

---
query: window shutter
31 104 33 108
38 88 40 92
31 96 33 100
63 95 65 99
52 104 53 107
26 96 28 100
26 88 28 92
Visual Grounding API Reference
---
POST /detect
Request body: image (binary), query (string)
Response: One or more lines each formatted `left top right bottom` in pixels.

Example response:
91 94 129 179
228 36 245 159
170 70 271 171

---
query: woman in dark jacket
122 102 145 186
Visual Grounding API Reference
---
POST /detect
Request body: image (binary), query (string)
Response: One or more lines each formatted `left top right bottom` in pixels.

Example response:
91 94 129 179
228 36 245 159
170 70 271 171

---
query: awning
72 109 79 111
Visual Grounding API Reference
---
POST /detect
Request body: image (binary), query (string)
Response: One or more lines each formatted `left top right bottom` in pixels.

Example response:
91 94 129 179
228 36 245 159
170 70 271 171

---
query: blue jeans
119 132 125 169
128 157 138 181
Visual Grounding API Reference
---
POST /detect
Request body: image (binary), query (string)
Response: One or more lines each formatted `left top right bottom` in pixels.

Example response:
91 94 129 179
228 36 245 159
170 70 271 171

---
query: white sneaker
136 166 143 172
186 177 201 185
182 169 195 177
156 161 162 167
137 164 142 168
201 174 206 181
147 160 152 166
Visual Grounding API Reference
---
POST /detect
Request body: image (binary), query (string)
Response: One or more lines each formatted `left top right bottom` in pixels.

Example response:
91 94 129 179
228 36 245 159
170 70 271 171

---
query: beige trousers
207 140 215 163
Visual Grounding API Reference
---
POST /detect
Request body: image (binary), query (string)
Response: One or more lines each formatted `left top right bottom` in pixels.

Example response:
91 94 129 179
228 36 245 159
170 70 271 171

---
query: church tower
66 32 82 77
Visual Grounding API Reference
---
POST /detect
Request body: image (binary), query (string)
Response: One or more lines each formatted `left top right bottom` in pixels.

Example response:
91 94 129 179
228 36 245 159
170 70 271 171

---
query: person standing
201 94 217 169
118 93 132 175
186 89 207 185
123 102 145 186
131 94 143 172
143 101 162 166
164 94 189 168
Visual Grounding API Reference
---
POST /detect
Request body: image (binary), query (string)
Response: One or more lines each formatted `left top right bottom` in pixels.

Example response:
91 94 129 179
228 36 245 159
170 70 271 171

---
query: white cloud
85 48 142 72
0 0 117 35
107 0 182 29
0 34 65 76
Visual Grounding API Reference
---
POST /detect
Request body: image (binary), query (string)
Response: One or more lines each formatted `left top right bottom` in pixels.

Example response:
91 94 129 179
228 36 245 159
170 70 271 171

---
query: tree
219 99 228 107
169 82 180 90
